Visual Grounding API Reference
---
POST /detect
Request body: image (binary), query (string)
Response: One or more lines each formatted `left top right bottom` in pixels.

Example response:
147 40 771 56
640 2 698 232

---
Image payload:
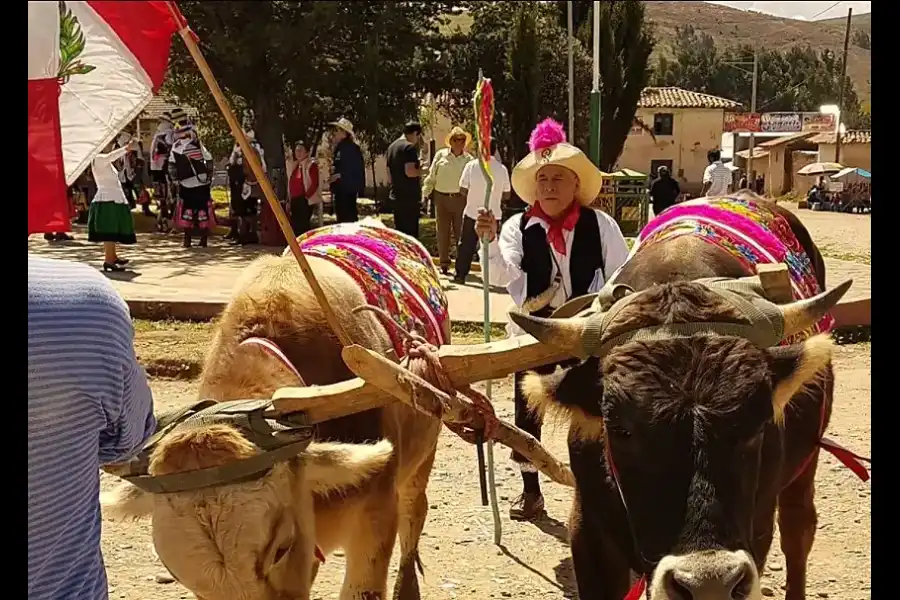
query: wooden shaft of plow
173 24 351 347
271 335 572 420
341 344 576 488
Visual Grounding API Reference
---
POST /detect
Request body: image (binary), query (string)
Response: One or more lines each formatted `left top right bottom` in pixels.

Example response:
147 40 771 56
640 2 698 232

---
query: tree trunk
254 95 288 247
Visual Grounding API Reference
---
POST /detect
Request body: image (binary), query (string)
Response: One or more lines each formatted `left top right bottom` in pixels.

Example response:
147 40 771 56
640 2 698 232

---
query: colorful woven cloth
632 196 834 344
294 222 449 356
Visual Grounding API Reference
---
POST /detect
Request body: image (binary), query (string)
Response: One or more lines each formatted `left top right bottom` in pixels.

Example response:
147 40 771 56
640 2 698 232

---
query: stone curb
127 296 871 329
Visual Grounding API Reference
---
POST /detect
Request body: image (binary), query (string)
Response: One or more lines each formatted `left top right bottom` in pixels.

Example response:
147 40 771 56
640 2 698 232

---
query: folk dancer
86 139 138 272
168 114 215 248
228 131 266 245
149 112 174 227
475 118 630 521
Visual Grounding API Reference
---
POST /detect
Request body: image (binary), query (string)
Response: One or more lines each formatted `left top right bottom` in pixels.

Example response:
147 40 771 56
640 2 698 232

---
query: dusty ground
99 204 871 599
102 341 871 600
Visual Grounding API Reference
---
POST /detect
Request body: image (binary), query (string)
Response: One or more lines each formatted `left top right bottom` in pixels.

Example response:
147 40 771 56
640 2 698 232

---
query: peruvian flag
27 1 179 234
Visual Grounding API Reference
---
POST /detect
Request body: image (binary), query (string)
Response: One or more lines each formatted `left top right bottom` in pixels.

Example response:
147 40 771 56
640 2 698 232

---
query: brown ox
511 194 850 600
103 250 446 600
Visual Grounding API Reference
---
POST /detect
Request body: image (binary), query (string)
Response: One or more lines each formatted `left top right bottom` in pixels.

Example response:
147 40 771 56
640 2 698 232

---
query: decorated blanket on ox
289 222 449 357
630 196 834 345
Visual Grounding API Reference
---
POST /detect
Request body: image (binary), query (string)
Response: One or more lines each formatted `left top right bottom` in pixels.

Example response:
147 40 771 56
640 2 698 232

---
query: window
650 160 674 178
653 113 674 136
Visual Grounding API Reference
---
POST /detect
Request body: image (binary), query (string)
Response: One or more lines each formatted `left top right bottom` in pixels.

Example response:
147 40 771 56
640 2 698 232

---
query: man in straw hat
422 126 474 274
475 118 630 521
329 117 365 223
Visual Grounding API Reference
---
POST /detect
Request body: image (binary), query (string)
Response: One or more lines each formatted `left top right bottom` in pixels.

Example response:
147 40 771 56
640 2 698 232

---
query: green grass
818 245 871 265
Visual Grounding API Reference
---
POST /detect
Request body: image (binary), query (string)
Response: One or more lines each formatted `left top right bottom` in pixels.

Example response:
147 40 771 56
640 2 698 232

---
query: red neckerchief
527 201 581 256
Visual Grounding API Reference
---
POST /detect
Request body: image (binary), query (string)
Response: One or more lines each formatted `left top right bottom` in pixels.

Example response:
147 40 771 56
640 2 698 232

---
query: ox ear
520 358 605 440
766 335 834 424
302 440 394 496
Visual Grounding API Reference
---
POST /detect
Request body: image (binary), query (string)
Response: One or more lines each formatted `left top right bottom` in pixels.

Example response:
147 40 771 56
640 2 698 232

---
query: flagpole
589 0 601 167
165 4 351 347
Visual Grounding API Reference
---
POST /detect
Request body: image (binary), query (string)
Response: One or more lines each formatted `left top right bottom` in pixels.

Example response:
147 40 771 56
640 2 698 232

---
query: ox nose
654 550 758 600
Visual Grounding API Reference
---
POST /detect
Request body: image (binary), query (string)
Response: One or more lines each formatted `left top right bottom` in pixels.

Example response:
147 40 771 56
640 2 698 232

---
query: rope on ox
350 305 575 490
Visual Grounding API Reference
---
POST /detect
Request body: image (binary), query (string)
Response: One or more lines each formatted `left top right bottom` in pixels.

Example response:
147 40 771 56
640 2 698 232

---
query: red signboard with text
723 112 761 133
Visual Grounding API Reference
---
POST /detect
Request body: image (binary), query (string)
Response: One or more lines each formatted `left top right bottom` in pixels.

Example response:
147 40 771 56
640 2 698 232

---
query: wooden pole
167 8 352 347
835 8 853 164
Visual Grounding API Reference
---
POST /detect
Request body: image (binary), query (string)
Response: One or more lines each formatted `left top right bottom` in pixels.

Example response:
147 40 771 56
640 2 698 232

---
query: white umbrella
797 162 844 176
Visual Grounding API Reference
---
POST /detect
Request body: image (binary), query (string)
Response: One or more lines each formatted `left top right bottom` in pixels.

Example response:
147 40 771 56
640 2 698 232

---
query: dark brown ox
511 195 850 600
103 245 445 600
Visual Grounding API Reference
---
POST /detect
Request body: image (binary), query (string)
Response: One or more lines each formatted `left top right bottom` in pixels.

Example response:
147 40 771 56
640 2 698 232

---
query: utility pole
747 48 759 187
835 7 853 164
589 1 601 167
567 1 574 141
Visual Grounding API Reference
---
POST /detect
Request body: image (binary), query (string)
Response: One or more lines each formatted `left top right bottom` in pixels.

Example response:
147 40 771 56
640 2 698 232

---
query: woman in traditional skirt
87 140 137 272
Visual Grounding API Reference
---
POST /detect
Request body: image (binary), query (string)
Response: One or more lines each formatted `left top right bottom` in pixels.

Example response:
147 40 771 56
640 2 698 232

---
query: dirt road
100 342 871 600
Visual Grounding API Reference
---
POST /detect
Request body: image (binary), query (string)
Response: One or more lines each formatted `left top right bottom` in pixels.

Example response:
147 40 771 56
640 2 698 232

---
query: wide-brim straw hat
511 141 604 206
444 126 472 149
329 117 354 135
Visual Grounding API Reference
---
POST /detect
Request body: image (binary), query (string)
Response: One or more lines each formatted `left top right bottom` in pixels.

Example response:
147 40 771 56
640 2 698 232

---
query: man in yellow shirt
422 126 474 274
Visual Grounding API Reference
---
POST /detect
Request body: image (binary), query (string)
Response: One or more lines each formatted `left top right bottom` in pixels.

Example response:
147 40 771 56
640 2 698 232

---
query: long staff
473 70 502 545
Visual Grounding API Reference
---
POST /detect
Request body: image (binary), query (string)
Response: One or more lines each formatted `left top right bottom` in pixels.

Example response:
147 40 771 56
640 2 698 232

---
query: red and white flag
28 1 179 234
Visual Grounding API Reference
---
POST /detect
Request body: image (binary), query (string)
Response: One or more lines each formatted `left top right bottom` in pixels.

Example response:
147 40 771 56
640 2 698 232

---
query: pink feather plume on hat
528 118 567 152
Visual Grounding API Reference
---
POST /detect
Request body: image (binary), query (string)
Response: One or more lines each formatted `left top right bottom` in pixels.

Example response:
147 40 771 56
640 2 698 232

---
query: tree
653 26 865 127
441 1 652 172
852 29 871 50
163 0 454 196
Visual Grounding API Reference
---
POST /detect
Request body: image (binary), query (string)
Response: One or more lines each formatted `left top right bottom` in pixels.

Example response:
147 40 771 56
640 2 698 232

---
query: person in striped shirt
28 255 156 600
702 149 733 197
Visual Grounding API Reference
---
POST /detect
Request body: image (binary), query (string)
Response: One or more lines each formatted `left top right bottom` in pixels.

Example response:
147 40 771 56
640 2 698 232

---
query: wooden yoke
270 335 571 424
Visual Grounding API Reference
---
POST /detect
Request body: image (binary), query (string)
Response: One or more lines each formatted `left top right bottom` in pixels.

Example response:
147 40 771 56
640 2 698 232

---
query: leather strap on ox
580 278 787 359
110 399 314 494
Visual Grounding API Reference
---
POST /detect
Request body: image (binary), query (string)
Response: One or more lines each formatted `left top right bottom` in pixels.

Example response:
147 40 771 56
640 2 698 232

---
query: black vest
520 206 605 317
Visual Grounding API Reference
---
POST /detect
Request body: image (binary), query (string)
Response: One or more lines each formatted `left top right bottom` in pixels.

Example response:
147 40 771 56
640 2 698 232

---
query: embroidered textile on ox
631 195 835 344
292 222 450 356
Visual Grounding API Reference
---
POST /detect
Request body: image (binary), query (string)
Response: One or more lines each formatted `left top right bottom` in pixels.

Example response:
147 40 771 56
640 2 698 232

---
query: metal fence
591 172 650 237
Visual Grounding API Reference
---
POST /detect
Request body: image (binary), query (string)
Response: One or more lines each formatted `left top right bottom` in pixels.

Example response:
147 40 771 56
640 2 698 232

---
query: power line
810 2 844 21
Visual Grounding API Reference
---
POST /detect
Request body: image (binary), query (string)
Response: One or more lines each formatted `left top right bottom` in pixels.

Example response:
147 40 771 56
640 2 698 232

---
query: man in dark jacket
649 165 680 217
329 118 365 223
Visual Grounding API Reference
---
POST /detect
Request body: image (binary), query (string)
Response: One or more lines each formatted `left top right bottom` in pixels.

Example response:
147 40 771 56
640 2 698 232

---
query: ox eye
273 544 291 564
606 424 632 439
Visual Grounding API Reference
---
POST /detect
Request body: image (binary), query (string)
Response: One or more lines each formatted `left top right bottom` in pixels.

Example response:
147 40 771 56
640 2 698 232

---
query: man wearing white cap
329 118 365 223
475 118 630 521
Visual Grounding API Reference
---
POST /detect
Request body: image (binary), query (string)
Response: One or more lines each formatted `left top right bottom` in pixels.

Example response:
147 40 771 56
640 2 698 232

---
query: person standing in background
454 139 510 284
328 118 365 223
28 255 156 600
386 122 424 238
288 141 321 236
702 149 732 197
149 113 174 223
422 126 474 275
649 165 681 217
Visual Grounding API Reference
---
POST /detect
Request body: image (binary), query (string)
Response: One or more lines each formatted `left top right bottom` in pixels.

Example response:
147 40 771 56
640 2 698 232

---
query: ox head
512 276 851 600
102 425 394 600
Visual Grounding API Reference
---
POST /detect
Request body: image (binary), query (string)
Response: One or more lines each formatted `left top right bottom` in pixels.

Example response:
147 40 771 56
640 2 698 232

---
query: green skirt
88 202 137 244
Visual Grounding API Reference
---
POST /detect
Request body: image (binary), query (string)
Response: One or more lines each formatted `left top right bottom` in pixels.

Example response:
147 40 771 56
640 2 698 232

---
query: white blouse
89 146 130 205
484 209 631 337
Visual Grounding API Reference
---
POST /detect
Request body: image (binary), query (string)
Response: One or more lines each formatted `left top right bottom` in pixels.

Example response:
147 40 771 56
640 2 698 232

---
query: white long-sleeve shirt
484 209 631 337
90 146 130 205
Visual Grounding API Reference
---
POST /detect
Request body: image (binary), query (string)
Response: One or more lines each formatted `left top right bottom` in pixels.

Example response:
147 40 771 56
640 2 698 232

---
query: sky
707 1 871 21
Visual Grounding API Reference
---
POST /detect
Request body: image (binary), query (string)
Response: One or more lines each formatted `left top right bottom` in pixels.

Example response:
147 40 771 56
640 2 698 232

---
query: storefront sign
761 112 802 133
723 112 761 133
801 112 836 133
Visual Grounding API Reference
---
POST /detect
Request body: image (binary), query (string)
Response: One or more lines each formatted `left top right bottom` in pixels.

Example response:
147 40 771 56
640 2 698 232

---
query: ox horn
508 312 592 359
780 279 853 339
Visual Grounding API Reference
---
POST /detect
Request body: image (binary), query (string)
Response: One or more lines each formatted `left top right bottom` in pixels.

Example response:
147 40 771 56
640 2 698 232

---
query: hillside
441 3 870 103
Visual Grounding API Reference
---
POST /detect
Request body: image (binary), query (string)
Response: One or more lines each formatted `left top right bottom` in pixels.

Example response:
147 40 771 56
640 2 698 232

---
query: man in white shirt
702 149 732 197
453 141 511 284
